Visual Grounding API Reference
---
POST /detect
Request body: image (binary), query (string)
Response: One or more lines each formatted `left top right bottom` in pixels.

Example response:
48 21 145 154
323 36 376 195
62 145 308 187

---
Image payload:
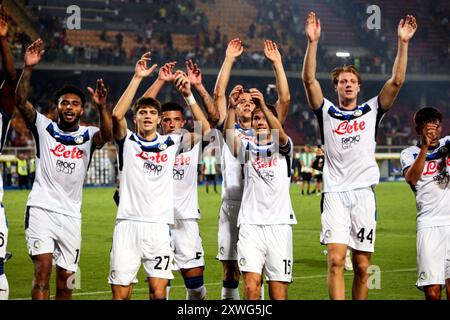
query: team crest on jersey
259 170 275 181
159 143 168 151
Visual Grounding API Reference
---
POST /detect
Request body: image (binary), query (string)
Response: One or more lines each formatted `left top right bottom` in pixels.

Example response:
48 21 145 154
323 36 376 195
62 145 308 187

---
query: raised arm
213 38 243 125
249 88 288 146
16 38 45 124
379 15 417 111
301 12 324 110
87 79 112 147
173 71 210 148
264 40 290 124
186 59 219 127
223 85 243 157
142 61 176 98
0 5 17 117
404 123 436 186
112 52 157 140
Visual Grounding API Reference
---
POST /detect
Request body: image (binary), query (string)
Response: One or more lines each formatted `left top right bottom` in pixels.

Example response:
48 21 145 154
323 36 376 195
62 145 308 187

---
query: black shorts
301 172 312 182
205 174 216 182
315 174 323 183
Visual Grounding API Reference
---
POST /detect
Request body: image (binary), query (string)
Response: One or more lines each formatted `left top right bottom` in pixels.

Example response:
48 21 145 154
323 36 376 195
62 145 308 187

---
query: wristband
184 94 196 106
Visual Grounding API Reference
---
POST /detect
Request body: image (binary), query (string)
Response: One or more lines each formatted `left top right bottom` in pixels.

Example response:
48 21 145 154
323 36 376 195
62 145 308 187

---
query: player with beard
301 12 417 299
224 86 296 300
0 5 18 300
141 60 215 300
214 38 291 300
16 39 112 300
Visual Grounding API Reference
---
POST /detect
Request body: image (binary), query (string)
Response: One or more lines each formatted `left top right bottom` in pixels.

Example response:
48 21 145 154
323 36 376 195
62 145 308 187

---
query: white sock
259 281 265 300
186 285 206 300
0 274 9 300
221 287 240 300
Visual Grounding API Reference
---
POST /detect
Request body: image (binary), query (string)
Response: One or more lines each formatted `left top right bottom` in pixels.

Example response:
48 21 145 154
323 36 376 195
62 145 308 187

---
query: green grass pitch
3 182 423 300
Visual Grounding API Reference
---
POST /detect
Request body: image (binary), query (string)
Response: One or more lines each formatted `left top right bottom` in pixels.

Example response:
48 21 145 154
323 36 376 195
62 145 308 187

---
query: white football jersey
27 112 99 218
116 130 181 224
400 136 450 230
238 138 297 226
221 123 255 201
0 109 11 202
173 142 201 220
315 97 385 192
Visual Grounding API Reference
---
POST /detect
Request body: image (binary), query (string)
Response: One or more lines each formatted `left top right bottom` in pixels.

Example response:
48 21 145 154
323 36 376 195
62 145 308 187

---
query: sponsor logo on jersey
56 159 76 174
174 154 191 166
419 271 426 281
143 161 163 175
252 157 278 169
50 144 84 159
433 171 450 185
341 135 361 149
333 120 366 135
173 168 185 180
237 128 255 141
33 240 41 249
353 109 363 117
